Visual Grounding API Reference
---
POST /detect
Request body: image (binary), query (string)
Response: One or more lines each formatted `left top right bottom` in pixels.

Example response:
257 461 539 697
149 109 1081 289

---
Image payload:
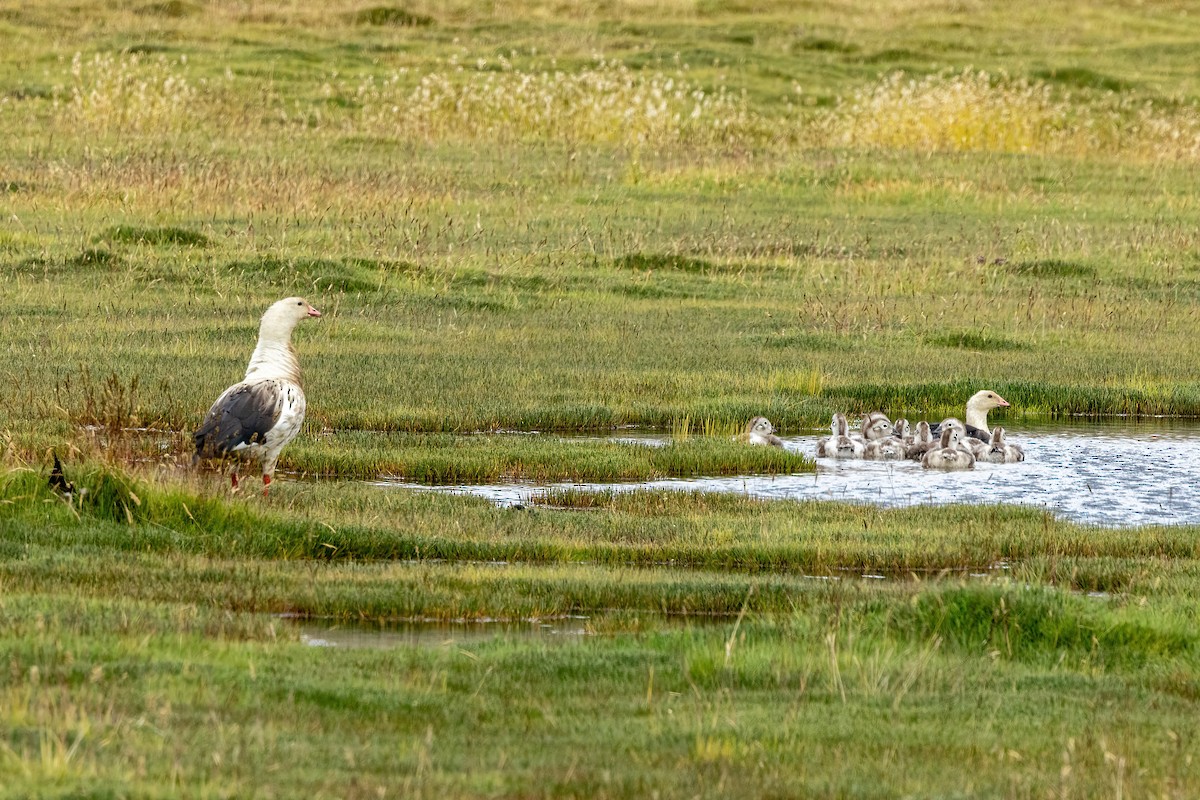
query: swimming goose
864 436 906 460
193 297 322 495
931 390 1011 442
892 418 911 443
979 425 1025 463
975 426 1008 463
922 427 976 470
739 416 784 447
817 412 864 459
859 411 894 442
904 421 938 460
815 414 839 457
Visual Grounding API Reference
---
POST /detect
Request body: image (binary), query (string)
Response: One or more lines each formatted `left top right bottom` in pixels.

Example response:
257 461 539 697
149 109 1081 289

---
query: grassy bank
4 465 1200 796
5 0 1200 796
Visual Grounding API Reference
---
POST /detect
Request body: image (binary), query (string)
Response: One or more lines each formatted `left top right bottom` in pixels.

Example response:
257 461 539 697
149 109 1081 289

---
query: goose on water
864 436 906 460
859 411 894 442
931 390 1010 442
739 416 784 448
193 297 321 495
922 427 976 470
904 421 938 460
816 412 864 459
975 425 1025 464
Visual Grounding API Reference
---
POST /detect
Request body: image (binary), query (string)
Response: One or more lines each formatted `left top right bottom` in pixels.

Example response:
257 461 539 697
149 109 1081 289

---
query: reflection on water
296 616 592 649
380 421 1200 528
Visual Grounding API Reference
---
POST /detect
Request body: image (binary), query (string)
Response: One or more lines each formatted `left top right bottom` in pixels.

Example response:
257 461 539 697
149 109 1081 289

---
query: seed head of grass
833 68 1069 155
62 52 199 134
336 57 761 149
830 68 1200 163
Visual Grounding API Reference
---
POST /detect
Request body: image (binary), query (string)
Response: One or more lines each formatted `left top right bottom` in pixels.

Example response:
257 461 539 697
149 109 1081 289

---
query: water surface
381 421 1200 527
296 617 592 649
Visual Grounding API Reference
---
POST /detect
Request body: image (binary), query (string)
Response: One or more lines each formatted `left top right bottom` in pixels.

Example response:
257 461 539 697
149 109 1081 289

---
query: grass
3 466 1200 795
4 0 1200 795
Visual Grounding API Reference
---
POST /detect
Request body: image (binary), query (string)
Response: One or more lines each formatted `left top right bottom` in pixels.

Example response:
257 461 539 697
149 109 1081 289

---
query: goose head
832 412 850 437
913 421 934 445
260 296 322 340
860 411 894 441
938 426 963 449
964 390 1010 429
745 416 776 437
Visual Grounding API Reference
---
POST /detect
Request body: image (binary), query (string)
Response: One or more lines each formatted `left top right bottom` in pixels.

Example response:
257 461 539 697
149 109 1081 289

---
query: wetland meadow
4 1 1200 797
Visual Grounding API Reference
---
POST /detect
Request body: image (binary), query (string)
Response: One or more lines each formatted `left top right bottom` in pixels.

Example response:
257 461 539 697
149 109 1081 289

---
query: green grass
4 466 1200 796
5 0 1200 795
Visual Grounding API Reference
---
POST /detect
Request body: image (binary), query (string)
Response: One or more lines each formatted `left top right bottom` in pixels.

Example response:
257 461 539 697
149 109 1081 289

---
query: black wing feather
194 382 281 457
928 422 990 442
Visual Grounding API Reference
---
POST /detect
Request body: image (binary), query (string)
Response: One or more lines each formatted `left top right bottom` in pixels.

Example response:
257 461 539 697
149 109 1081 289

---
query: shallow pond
294 617 593 648
381 421 1200 527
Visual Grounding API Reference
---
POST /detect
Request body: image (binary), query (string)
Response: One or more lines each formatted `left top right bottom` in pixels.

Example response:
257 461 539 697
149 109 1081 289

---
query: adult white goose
193 297 322 495
930 390 1011 442
739 416 784 447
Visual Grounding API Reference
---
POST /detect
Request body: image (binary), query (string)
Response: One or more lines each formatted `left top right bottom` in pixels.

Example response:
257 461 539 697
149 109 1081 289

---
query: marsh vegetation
3 0 1200 796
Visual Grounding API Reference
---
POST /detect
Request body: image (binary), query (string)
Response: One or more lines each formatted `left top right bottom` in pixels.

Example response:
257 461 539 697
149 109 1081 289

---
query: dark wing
194 381 282 458
964 425 990 441
49 451 75 495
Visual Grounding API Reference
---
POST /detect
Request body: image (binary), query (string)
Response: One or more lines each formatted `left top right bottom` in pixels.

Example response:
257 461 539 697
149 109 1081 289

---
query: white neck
244 330 301 384
965 403 989 430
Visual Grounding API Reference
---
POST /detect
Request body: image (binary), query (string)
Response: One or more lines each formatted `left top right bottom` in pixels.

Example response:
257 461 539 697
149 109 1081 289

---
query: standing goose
739 416 784 448
193 297 322 495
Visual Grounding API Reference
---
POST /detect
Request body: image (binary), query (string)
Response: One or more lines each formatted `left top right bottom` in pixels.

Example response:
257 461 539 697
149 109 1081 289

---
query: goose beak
996 395 1010 408
307 305 322 318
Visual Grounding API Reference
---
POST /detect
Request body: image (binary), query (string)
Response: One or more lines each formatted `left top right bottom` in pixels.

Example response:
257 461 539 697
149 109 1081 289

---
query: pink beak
307 305 322 318
996 395 1010 407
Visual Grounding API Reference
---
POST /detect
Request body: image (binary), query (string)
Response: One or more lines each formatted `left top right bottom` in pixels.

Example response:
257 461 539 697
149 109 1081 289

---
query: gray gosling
864 436 907 460
859 411 894 442
739 416 784 447
905 421 938 460
922 427 977 471
817 413 864 459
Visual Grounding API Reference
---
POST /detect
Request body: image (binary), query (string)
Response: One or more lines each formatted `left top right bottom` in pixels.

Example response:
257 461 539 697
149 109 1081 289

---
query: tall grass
831 68 1200 161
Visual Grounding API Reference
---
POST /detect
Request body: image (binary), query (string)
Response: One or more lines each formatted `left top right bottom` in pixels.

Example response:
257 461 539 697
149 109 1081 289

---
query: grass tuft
927 331 1027 351
226 257 382 293
349 6 435 27
70 249 122 269
103 225 211 248
1007 258 1096 278
613 253 718 274
136 0 196 17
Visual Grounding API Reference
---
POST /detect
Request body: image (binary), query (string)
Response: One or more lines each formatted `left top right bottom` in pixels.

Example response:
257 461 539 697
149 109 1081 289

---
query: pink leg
262 474 271 497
